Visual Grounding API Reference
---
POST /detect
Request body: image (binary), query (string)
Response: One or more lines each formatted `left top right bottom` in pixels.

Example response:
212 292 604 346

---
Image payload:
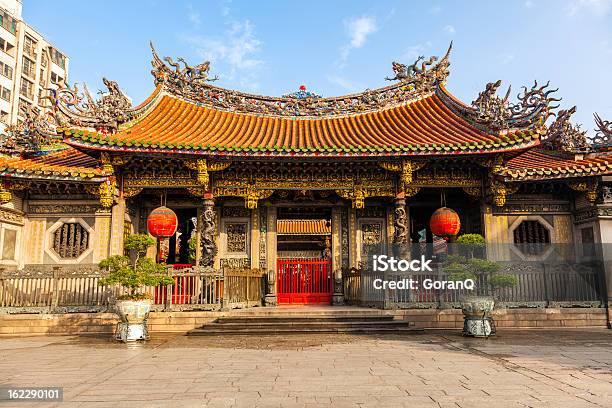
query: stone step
188 326 422 335
201 320 411 329
216 315 396 324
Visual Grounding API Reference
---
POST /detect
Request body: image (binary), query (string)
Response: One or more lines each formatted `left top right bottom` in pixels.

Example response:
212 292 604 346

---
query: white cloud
187 4 201 26
443 25 456 34
566 0 612 16
326 74 364 93
499 53 515 64
524 0 535 7
338 16 378 65
184 20 263 89
402 42 432 60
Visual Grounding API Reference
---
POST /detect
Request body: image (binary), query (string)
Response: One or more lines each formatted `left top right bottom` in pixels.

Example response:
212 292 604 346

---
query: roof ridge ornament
385 42 452 91
542 106 589 153
43 78 132 134
148 41 453 118
0 105 59 154
592 113 612 150
439 78 561 132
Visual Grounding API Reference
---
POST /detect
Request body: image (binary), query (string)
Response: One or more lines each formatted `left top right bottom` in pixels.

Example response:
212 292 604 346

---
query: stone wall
0 308 606 336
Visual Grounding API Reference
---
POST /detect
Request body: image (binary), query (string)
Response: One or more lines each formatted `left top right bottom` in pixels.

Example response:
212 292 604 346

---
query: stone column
331 206 344 305
199 195 217 267
109 195 125 256
264 205 277 306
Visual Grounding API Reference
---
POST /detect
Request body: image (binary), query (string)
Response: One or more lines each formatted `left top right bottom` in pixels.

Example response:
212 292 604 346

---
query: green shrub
489 273 519 289
98 234 173 300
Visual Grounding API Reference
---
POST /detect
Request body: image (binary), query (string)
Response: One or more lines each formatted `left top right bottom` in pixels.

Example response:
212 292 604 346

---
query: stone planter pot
461 296 496 337
114 299 152 342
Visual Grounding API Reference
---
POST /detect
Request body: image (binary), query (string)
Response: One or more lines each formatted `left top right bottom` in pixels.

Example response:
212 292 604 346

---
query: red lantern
147 206 178 238
299 84 306 91
430 207 461 238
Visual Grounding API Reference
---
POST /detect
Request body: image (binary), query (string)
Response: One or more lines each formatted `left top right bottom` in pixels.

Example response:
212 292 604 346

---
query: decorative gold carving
336 186 394 208
412 174 480 188
99 152 113 175
404 187 421 197
99 179 116 208
213 186 274 209
0 187 12 204
124 176 197 188
185 159 232 191
87 179 116 208
489 180 517 207
111 156 131 166
568 180 599 204
379 160 426 191
462 186 482 197
207 161 232 172
123 187 143 198
5 181 30 191
186 186 205 198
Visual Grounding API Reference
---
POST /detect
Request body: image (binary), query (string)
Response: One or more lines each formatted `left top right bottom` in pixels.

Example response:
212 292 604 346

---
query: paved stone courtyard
1 329 611 408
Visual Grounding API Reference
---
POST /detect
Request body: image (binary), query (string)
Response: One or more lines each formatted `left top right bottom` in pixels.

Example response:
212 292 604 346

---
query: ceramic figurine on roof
0 105 58 153
542 106 589 152
593 113 612 149
44 77 132 133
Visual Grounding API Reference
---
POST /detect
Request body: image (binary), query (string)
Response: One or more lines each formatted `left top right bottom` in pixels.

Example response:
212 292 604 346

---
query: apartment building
0 0 69 135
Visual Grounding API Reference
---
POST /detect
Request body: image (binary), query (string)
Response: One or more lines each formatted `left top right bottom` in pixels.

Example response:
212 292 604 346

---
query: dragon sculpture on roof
593 113 612 149
150 41 454 117
542 106 589 152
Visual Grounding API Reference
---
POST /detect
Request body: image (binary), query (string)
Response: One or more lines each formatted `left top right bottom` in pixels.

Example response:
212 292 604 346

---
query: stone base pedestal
332 293 345 306
462 317 496 337
264 294 277 307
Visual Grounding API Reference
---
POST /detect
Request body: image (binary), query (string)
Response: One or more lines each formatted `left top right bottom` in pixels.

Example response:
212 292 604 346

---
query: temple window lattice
513 220 550 256
52 222 89 259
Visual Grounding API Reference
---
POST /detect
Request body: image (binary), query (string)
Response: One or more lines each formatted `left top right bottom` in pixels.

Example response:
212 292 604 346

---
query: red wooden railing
277 258 332 304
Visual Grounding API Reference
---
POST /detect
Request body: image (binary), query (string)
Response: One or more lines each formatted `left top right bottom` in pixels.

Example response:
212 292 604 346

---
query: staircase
188 309 421 335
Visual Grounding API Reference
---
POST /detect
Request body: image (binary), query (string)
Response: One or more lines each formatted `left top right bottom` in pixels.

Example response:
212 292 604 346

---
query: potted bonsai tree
99 234 173 342
444 234 517 337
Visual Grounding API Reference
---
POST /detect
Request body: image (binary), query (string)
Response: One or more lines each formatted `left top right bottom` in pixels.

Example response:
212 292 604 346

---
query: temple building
1 43 611 306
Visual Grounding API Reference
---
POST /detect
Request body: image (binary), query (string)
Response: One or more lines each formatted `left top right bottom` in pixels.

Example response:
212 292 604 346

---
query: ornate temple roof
60 88 542 157
277 219 331 235
54 43 559 158
0 148 106 181
500 149 612 181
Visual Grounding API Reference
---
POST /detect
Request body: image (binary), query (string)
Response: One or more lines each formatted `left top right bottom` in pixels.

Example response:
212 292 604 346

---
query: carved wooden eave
567 179 599 204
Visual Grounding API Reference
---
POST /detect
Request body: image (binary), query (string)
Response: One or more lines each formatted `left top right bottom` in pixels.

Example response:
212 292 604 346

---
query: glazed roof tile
501 149 612 181
0 148 106 181
63 91 541 157
277 219 331 235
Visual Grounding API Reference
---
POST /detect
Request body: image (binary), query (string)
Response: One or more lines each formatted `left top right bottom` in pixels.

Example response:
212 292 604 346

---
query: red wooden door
277 258 333 304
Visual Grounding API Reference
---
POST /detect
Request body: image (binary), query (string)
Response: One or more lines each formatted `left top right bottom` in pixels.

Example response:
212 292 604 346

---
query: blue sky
25 0 612 135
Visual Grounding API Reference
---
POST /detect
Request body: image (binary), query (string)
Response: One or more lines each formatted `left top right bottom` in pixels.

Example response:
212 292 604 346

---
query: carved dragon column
392 193 410 258
199 193 217 268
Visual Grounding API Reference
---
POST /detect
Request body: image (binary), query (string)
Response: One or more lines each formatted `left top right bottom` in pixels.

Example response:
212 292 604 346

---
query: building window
20 78 34 100
513 220 551 256
0 61 12 79
23 35 37 59
0 110 8 124
50 48 65 69
52 223 90 259
0 37 15 56
0 11 17 34
21 56 35 78
0 86 11 102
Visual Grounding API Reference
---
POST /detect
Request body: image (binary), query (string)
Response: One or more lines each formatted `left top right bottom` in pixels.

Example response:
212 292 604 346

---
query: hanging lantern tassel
429 207 461 239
